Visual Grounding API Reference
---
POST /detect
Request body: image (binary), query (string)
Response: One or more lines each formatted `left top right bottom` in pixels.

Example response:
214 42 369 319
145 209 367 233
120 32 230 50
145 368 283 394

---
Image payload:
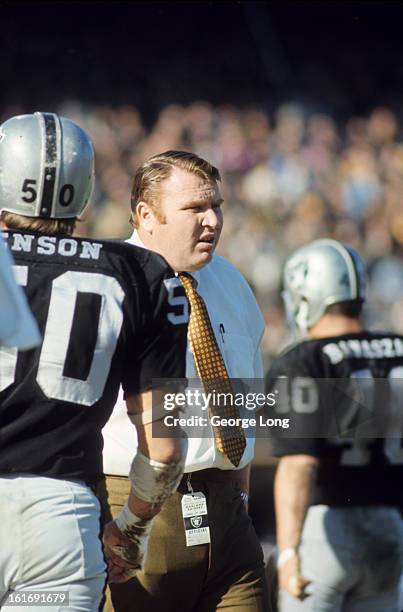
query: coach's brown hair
1 211 76 236
130 150 221 228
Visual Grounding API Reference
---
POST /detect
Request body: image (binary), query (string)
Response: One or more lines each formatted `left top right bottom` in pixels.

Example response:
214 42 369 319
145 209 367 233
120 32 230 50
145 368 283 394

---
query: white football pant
278 505 403 612
0 475 106 611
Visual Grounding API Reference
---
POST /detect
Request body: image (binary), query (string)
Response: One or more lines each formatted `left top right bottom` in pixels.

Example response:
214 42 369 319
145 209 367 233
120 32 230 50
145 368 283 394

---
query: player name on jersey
323 337 403 364
2 231 103 260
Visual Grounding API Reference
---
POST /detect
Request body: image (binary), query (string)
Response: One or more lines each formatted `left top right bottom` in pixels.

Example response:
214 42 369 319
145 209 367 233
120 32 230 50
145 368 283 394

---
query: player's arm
266 356 320 600
103 387 187 583
274 453 318 600
103 261 189 583
0 232 41 349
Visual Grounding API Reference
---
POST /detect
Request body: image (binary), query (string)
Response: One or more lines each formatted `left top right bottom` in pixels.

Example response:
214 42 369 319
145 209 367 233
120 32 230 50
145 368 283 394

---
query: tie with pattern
179 272 246 467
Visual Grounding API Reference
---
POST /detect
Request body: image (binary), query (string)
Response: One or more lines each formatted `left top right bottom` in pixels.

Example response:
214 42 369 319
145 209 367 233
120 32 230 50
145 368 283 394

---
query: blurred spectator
5 100 402 360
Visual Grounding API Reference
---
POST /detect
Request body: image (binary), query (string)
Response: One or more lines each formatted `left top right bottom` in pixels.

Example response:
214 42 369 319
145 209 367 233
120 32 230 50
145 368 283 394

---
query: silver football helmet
0 112 94 219
282 239 366 335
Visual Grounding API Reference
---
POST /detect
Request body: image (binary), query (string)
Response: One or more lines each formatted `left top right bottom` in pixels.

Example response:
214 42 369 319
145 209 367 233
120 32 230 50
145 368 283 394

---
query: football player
0 112 188 611
266 239 403 611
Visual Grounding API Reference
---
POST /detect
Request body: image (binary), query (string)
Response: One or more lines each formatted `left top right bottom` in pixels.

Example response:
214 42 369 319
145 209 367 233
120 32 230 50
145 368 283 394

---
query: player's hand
103 520 143 583
278 554 311 600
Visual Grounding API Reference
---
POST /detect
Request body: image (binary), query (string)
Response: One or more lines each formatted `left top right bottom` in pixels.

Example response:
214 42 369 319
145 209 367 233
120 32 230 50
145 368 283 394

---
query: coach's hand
103 520 142 583
278 554 311 601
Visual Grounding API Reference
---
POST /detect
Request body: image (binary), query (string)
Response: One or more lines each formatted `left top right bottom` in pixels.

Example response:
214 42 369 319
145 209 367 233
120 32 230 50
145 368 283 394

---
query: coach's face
142 167 223 272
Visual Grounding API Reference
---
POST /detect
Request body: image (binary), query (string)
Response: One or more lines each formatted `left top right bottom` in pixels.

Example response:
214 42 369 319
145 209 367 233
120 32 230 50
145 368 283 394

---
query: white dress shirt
102 230 265 474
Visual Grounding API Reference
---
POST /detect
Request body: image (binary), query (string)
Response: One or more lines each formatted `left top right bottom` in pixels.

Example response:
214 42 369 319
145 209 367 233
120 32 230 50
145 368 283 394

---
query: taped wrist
128 401 171 426
114 502 154 534
112 503 154 571
129 443 186 506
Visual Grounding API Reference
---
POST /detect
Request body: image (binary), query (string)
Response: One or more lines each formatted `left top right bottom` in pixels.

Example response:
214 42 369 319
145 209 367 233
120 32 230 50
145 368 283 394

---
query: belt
179 467 244 489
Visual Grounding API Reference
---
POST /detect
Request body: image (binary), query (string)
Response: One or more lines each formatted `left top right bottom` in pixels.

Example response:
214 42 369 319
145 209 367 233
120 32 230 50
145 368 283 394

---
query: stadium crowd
3 100 402 363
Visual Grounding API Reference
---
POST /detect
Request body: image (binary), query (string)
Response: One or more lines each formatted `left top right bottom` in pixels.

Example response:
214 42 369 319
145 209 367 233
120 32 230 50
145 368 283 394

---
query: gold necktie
179 273 246 467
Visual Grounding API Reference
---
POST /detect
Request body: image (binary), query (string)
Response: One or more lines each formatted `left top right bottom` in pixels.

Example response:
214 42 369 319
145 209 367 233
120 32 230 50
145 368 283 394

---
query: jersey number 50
0 266 124 406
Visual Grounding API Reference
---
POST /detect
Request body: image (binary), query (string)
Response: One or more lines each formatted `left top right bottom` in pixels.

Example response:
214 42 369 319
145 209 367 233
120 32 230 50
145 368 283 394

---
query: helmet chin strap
295 299 310 338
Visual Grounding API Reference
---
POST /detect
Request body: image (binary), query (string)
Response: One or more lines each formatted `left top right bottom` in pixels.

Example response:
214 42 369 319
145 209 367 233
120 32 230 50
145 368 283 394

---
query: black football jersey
0 230 188 483
266 331 403 506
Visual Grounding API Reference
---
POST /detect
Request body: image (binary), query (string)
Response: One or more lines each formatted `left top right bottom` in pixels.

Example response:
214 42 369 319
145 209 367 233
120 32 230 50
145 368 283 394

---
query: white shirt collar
126 230 145 248
126 230 202 282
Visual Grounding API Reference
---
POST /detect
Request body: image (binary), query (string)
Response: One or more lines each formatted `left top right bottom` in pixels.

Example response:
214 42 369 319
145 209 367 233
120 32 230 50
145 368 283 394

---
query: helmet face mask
0 112 94 220
282 239 366 337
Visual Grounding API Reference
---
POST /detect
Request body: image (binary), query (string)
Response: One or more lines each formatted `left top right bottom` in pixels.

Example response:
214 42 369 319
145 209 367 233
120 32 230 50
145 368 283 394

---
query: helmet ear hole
295 298 310 336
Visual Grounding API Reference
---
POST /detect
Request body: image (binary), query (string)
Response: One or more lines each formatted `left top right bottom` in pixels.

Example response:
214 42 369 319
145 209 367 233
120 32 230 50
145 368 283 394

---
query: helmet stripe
326 239 358 300
345 246 361 300
39 113 58 218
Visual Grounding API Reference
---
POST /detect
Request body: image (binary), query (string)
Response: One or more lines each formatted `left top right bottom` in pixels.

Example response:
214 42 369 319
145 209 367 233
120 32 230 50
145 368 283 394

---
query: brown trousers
98 471 271 612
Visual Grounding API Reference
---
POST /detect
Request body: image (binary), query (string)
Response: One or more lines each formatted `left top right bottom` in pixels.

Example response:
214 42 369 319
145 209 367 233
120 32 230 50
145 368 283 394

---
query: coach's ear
136 201 158 234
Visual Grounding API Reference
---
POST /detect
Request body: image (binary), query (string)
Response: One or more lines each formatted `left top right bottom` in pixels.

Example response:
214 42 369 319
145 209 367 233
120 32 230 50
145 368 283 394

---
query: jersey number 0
0 266 124 406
